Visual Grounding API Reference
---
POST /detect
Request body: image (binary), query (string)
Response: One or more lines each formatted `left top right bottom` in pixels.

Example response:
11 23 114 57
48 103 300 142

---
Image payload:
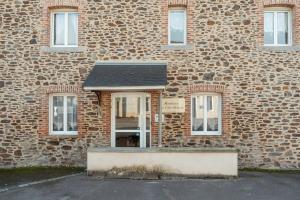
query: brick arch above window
168 0 188 7
38 85 86 137
41 0 86 47
263 0 297 7
189 84 226 94
183 84 231 136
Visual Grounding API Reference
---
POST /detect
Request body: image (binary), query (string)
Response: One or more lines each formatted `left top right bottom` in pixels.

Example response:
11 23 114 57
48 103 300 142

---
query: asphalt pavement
0 172 299 200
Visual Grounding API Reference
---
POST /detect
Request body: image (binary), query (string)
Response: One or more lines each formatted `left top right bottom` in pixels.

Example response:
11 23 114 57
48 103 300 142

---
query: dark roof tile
84 63 167 89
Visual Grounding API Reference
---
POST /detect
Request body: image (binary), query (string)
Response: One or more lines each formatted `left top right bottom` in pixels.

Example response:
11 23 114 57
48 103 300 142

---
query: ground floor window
191 93 222 135
49 94 77 135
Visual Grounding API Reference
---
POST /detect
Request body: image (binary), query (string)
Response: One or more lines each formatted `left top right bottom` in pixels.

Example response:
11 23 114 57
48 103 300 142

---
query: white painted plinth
87 148 238 177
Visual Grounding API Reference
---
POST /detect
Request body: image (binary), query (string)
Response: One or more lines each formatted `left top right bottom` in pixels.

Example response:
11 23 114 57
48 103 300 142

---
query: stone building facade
0 0 299 169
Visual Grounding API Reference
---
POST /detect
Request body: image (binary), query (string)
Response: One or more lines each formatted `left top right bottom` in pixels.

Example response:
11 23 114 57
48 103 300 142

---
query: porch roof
83 62 167 91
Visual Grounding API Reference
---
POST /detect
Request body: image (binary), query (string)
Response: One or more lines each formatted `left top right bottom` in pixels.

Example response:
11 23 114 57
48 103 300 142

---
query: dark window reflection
116 132 140 147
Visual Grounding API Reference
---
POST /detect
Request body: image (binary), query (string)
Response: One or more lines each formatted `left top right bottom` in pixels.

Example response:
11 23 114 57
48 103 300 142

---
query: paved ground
0 167 84 189
0 172 300 200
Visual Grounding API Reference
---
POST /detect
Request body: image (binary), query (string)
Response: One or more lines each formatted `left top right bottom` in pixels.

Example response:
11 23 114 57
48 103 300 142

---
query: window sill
40 46 86 53
48 134 78 138
259 45 300 52
191 132 222 136
161 44 194 51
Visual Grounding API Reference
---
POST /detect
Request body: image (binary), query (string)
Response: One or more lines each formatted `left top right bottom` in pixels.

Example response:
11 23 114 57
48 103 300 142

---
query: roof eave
83 85 166 91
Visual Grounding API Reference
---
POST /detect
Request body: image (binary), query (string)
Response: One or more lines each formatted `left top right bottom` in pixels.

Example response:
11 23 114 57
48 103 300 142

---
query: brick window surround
183 84 231 136
161 0 195 45
257 0 300 46
38 85 85 137
41 0 85 47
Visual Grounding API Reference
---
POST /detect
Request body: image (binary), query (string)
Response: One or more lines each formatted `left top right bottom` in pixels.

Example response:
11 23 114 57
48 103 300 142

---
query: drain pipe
95 92 101 117
158 90 163 147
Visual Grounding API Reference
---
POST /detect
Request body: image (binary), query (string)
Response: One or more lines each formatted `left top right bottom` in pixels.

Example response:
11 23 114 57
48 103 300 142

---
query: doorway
111 93 151 148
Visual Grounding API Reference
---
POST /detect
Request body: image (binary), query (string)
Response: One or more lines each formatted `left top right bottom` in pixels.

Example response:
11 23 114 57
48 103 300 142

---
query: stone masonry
0 0 299 168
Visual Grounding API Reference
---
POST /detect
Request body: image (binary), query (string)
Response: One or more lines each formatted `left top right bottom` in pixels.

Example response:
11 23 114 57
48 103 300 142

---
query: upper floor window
191 93 222 135
51 10 79 47
168 9 186 45
49 94 77 135
264 8 292 46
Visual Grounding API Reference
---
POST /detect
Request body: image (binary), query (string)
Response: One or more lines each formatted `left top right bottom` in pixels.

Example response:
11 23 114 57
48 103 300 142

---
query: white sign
162 98 185 113
155 114 165 123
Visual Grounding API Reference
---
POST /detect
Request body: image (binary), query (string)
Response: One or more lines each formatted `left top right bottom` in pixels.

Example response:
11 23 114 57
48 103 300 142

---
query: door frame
111 92 151 148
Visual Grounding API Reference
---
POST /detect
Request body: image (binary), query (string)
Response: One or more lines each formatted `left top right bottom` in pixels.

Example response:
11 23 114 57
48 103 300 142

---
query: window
51 11 79 47
168 9 186 45
49 94 77 135
191 94 222 135
264 8 292 46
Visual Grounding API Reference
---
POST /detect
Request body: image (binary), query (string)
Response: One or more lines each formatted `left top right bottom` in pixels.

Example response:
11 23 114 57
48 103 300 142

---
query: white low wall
87 148 238 177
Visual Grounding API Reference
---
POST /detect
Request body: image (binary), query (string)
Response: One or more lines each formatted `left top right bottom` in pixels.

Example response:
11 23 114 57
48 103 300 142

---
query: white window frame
49 93 78 135
264 8 292 46
168 8 187 45
51 11 79 47
191 93 222 136
111 92 151 148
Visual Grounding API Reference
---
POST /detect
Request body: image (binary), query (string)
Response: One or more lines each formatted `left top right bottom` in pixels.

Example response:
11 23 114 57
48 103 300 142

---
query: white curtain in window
170 11 185 44
68 13 78 45
54 13 65 45
53 96 64 131
192 96 204 131
67 96 77 131
264 12 274 45
277 12 288 45
207 96 219 132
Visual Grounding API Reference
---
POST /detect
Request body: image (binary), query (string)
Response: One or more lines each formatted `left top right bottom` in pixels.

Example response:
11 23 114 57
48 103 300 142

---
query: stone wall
0 0 299 168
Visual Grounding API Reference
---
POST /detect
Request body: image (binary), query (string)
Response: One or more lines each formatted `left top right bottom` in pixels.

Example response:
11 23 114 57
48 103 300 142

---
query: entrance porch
84 61 167 148
83 61 238 177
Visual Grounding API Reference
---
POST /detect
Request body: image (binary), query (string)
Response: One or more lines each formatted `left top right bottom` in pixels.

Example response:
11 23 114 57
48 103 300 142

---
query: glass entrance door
112 93 151 148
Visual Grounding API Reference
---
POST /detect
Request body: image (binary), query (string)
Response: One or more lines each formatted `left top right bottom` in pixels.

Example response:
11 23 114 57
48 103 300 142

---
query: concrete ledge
87 148 238 177
160 44 194 50
258 45 300 52
95 60 168 65
40 46 86 53
45 135 78 139
88 147 238 153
